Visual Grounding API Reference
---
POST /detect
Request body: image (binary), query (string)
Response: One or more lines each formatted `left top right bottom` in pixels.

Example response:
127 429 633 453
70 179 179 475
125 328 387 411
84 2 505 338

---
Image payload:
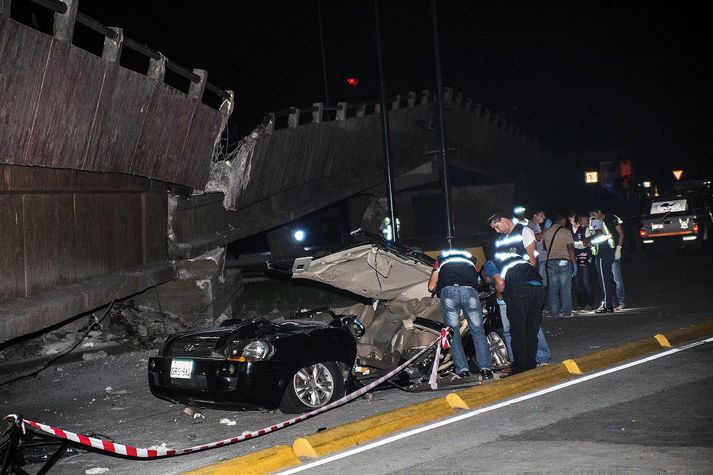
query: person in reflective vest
427 249 494 381
588 207 623 313
487 211 545 374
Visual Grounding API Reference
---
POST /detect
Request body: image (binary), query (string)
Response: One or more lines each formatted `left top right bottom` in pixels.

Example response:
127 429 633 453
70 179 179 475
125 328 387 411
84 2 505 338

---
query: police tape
3 329 451 460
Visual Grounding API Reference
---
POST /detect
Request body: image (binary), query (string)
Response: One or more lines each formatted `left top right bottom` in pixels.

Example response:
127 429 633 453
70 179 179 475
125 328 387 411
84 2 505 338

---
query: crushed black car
149 230 508 413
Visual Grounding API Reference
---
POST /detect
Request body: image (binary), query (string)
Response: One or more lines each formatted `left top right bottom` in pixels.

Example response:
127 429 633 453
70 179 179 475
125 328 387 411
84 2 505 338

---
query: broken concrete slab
0 261 177 345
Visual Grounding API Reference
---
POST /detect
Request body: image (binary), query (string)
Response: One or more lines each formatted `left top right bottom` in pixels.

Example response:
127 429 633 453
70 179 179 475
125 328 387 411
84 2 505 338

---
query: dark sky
75 1 713 184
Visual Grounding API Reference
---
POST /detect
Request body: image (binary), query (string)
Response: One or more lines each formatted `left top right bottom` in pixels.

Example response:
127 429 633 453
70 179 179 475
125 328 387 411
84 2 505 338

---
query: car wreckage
148 230 509 413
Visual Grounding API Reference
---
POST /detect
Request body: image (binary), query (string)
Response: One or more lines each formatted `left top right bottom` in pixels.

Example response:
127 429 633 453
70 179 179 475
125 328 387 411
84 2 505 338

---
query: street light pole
431 0 453 248
317 0 330 107
374 0 398 242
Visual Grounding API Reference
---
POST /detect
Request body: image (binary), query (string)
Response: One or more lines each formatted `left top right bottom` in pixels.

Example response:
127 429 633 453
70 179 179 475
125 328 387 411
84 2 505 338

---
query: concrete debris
105 386 113 393
82 351 108 361
109 301 186 349
85 468 109 474
219 418 237 426
183 406 205 420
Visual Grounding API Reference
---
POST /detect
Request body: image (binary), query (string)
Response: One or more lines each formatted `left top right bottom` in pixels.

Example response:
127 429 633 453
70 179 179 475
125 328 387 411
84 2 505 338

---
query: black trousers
595 251 616 309
504 285 545 374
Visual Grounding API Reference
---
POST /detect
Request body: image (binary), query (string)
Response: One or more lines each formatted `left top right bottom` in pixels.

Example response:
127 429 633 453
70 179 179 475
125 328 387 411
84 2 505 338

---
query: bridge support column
135 247 242 325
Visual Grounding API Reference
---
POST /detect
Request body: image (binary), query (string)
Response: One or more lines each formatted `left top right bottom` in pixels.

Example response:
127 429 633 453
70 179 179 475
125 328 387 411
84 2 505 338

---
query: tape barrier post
3 330 450 461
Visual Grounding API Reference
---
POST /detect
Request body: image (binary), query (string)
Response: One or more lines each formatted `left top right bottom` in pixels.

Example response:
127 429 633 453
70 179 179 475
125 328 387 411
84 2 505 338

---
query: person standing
526 209 548 285
542 214 577 318
573 213 594 310
589 207 621 313
608 213 626 309
427 250 494 381
488 211 545 374
483 260 551 366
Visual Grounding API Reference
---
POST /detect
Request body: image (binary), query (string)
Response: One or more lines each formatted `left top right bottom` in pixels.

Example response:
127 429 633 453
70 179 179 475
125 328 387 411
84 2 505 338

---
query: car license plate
170 359 193 379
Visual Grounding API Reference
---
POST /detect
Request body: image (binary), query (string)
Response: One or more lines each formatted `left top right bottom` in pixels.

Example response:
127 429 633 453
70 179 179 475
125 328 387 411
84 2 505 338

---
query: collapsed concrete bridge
0 0 554 344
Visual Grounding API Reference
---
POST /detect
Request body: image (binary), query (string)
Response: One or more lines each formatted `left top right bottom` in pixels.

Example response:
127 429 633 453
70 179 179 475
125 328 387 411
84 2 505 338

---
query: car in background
639 189 712 249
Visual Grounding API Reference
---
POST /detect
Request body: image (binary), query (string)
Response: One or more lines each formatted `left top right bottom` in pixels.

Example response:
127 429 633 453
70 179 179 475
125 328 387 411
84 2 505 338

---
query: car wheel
279 361 345 414
488 331 510 369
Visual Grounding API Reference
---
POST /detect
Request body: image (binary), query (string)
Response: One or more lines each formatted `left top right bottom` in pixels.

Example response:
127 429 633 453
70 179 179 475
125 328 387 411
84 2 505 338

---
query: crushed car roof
290 230 435 301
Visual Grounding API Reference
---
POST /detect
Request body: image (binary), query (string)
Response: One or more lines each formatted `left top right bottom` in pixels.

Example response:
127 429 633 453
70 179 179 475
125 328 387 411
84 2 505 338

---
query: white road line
279 336 713 474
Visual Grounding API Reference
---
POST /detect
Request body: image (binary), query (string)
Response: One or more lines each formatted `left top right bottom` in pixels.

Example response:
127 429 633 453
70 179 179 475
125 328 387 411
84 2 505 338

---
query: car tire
488 331 510 369
279 361 345 414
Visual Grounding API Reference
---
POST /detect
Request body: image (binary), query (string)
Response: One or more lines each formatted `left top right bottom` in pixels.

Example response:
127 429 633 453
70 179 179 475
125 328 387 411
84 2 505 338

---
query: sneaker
561 312 576 318
450 370 469 381
594 306 614 314
542 309 551 318
480 369 494 381
536 361 550 367
614 304 625 311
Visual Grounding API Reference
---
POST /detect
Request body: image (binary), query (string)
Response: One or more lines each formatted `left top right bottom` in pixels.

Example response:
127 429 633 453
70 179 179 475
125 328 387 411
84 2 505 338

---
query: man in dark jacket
488 211 545 374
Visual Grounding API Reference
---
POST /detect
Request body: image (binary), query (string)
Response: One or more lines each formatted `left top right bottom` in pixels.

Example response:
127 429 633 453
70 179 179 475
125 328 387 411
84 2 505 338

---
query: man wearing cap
487 211 545 374
428 249 494 382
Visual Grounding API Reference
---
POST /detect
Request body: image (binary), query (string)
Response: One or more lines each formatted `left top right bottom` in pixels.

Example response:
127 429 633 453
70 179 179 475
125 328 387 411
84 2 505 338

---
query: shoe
542 310 551 317
614 304 625 311
480 369 494 381
450 370 469 381
594 306 614 314
536 362 550 367
561 312 576 318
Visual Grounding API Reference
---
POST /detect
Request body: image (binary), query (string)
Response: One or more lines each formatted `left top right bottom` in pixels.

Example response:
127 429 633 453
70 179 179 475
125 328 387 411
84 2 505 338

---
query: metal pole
374 0 398 242
431 0 453 248
317 0 331 107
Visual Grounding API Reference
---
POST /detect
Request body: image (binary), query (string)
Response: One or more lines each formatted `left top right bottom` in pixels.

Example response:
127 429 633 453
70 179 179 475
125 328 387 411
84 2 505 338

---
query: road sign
585 171 599 184
673 169 683 180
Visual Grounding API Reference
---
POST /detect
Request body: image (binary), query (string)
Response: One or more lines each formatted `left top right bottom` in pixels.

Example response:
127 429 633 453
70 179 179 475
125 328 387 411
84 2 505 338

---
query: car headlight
242 340 274 361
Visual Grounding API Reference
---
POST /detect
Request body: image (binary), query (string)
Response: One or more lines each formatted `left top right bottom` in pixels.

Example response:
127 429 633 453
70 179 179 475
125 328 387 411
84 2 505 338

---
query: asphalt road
1 246 712 474
288 340 713 474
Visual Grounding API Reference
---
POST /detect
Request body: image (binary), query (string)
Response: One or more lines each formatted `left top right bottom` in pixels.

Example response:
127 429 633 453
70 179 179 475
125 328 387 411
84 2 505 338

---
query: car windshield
648 198 688 215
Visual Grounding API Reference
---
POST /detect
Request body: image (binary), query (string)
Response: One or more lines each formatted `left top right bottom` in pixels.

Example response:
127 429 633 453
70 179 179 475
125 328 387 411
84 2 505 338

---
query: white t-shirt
521 224 536 248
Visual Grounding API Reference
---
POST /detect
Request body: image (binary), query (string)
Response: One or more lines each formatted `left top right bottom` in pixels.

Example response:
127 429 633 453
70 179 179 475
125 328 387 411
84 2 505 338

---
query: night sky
72 1 713 196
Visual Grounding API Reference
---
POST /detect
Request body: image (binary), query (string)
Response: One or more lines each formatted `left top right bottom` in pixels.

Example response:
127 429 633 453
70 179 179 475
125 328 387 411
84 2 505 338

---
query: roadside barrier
1 329 450 467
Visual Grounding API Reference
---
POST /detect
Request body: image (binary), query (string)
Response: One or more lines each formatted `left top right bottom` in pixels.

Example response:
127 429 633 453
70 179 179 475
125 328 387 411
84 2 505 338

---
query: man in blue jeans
542 214 578 317
428 249 494 382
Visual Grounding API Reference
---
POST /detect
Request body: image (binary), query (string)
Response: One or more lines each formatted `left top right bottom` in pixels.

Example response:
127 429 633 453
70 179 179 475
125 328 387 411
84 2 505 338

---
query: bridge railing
4 0 230 107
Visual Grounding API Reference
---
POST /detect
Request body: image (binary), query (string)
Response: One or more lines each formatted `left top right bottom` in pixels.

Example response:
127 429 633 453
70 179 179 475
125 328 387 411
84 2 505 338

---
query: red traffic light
346 77 359 87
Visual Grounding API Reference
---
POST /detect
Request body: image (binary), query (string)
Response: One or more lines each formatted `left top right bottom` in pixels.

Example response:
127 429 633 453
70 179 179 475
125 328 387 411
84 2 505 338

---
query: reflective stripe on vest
494 223 530 277
591 219 615 255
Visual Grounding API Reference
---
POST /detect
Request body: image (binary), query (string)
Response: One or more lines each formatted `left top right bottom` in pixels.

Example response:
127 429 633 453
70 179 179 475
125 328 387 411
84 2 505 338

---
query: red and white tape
4 329 448 460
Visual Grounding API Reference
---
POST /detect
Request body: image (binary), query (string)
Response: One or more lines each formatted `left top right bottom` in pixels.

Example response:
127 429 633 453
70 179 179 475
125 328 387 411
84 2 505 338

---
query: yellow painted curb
562 359 582 374
447 364 572 410
181 445 300 475
654 334 671 347
566 336 662 374
293 397 453 458
661 319 713 346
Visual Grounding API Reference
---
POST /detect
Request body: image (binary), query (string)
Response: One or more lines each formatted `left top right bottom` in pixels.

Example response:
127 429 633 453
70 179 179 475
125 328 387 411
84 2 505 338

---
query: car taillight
639 228 648 238
693 222 699 233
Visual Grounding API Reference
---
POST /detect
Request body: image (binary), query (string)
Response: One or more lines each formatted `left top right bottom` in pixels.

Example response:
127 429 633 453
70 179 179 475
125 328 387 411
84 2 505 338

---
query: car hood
291 243 433 301
161 319 331 357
